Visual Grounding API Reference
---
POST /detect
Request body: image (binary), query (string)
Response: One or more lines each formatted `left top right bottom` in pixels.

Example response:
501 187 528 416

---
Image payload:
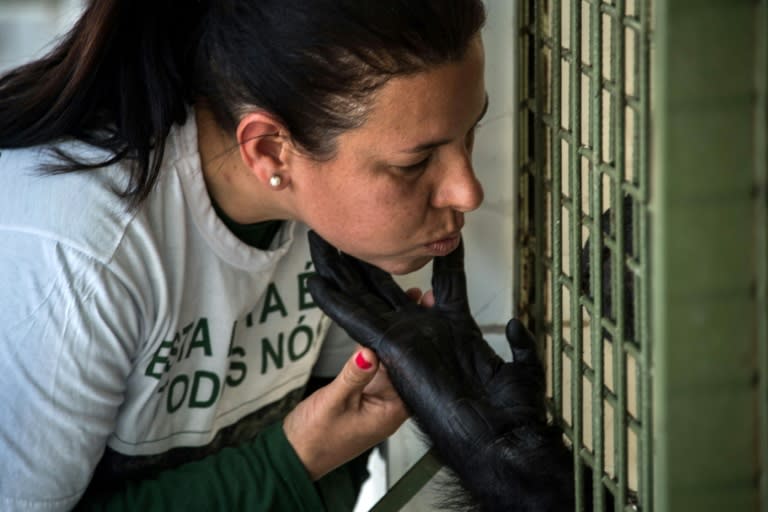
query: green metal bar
589 0 606 510
652 1 761 510
611 2 628 507
512 0 523 319
532 0 547 372
636 1 653 508
370 448 443 512
519 0 537 329
567 1 587 510
757 0 768 507
551 0 565 435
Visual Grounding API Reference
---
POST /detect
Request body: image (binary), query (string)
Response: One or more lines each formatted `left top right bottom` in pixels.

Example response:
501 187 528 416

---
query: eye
397 154 432 173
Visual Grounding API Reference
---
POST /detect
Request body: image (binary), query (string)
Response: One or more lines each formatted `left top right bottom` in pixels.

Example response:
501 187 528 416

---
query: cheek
324 174 426 228
356 183 430 235
309 176 432 255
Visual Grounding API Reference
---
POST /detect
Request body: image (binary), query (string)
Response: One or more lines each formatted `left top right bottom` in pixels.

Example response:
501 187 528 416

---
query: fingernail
355 351 373 370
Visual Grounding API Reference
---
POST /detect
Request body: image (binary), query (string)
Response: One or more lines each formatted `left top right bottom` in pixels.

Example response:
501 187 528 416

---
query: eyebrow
401 94 490 154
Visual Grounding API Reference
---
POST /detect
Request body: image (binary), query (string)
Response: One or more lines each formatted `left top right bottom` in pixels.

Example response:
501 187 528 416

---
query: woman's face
291 37 487 275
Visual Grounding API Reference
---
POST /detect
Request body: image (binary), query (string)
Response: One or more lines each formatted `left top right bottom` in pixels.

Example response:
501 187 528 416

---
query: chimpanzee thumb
505 319 540 365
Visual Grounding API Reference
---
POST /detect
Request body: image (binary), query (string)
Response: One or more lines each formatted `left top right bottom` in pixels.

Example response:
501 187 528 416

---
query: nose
431 153 484 212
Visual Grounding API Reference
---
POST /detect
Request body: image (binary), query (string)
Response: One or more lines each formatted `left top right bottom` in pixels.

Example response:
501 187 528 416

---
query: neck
194 102 288 224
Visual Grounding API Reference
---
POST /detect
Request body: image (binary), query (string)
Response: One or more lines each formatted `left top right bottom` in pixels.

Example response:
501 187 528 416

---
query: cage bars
518 0 652 509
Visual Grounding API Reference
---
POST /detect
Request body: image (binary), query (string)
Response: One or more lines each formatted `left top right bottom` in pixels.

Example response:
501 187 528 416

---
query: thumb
328 348 379 403
505 318 540 366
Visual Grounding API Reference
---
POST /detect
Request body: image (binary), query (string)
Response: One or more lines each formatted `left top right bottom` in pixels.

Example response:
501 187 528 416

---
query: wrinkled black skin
307 231 575 512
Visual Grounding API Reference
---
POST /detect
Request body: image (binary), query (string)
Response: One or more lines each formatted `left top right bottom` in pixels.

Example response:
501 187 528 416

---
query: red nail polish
355 351 372 370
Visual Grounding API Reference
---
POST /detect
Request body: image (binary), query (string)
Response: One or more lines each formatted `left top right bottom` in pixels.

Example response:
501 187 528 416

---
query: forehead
342 37 486 153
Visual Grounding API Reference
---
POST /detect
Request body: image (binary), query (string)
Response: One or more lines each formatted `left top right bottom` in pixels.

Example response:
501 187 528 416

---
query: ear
236 112 291 188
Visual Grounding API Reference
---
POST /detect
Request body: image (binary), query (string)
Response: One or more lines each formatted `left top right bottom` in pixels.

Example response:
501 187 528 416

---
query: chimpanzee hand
307 231 574 511
409 237 548 421
307 230 486 442
307 231 545 422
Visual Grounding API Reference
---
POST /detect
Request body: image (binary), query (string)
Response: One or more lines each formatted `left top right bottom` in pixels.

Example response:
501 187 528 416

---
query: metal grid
517 1 652 510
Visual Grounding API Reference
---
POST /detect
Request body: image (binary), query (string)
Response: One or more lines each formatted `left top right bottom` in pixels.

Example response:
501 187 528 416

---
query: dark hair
0 0 486 208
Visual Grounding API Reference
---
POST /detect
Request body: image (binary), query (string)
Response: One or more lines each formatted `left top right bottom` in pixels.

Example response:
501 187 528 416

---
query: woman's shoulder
0 141 143 264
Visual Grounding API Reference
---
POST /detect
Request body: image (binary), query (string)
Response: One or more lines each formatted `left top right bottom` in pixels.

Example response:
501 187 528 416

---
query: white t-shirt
0 114 354 510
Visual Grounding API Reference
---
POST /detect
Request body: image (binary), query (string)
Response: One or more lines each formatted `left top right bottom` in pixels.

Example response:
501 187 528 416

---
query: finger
307 230 336 276
419 289 436 307
505 318 540 365
362 361 401 401
317 349 380 427
327 349 379 406
309 230 409 309
343 253 410 309
308 230 360 289
405 287 423 302
307 274 389 350
431 238 469 309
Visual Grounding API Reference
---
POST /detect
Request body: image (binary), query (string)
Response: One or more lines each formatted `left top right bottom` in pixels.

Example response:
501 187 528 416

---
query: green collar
210 198 283 250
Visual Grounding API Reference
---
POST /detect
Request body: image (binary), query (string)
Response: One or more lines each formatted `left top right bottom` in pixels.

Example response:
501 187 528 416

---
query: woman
0 0 487 510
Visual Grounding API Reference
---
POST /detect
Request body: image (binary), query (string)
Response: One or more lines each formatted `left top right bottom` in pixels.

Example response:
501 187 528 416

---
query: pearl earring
269 174 282 188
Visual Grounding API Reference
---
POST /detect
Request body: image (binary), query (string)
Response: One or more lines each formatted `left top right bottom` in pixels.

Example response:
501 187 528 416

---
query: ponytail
0 0 205 208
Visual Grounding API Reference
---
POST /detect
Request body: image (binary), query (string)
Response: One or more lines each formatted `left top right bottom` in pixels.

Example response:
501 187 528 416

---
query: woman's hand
282 347 408 481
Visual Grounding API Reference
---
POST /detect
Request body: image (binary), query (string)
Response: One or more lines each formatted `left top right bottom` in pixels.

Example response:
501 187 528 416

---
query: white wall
0 0 82 73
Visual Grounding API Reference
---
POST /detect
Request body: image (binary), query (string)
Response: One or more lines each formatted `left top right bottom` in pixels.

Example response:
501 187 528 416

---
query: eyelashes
395 124 480 174
397 155 432 173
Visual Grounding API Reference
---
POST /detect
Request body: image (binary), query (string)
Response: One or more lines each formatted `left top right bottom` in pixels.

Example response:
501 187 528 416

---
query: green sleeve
315 448 373 511
75 422 326 512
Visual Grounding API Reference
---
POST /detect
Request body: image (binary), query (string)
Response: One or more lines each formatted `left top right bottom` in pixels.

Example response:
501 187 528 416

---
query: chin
381 255 433 276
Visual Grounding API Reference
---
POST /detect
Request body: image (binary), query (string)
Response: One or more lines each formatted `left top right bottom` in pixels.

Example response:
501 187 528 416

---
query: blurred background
0 0 82 73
